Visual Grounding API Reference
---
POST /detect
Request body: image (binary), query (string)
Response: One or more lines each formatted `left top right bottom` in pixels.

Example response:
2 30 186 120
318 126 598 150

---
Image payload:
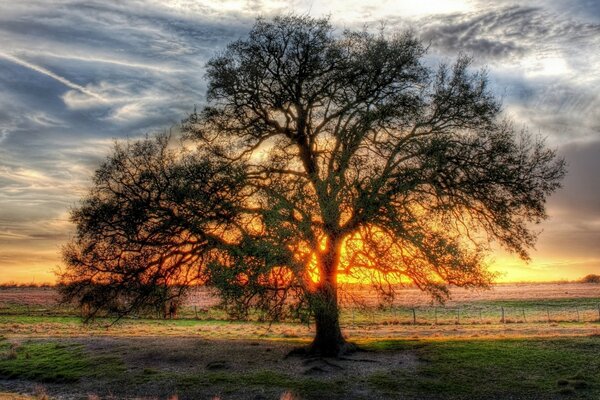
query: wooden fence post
522 308 526 323
412 308 416 325
434 307 438 325
501 306 505 323
547 308 551 323
457 308 460 325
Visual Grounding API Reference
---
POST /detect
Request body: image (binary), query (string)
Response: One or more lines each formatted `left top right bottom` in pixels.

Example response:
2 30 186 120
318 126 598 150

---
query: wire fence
1 286 599 326
339 304 600 326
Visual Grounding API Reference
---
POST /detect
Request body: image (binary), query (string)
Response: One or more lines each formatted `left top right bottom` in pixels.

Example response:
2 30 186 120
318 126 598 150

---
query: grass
2 291 600 326
479 298 600 308
339 297 600 326
1 335 598 399
0 393 36 400
175 370 344 398
0 314 237 328
0 338 124 383
363 337 600 398
1 286 600 399
0 315 81 325
2 303 598 331
133 365 344 398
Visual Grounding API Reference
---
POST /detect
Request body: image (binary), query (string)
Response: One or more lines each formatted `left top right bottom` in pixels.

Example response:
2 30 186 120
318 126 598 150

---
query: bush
580 274 600 284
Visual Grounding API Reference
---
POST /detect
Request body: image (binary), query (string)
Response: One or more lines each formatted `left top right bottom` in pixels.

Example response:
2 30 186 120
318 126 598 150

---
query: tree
59 15 565 356
580 274 600 284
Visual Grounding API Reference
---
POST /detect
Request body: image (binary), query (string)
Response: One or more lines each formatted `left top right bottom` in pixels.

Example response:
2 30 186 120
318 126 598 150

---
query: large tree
60 16 565 356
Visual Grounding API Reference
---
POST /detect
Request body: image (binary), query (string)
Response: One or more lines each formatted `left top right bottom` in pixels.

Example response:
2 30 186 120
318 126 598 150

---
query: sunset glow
1 1 599 284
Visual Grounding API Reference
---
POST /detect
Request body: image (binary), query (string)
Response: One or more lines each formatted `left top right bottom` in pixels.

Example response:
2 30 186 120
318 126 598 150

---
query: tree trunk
308 237 348 357
309 282 346 356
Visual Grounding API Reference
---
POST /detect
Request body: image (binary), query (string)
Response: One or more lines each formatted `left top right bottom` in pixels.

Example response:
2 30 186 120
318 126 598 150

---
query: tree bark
309 282 346 356
308 236 348 357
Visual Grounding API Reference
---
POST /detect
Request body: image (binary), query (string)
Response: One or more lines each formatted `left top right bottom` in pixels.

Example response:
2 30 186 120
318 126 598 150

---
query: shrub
580 274 600 284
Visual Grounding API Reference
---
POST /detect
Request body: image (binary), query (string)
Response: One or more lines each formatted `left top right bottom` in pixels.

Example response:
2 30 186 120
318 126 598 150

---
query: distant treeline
581 274 600 284
0 282 56 288
1 275 599 289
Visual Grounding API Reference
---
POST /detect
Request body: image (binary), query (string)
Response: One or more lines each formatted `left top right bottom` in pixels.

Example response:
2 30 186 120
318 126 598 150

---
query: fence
2 289 598 326
339 304 600 326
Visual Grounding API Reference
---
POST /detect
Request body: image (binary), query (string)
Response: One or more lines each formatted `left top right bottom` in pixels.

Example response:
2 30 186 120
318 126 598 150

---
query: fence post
352 308 355 325
412 308 417 325
597 304 600 322
479 308 482 323
457 308 460 325
547 308 551 323
434 307 438 325
576 307 580 322
501 306 505 323
522 308 526 323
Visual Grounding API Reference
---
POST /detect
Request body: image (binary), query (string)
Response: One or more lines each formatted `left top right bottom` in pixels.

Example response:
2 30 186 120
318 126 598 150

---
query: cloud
20 51 185 73
551 140 600 218
398 5 600 144
498 78 600 143
416 6 600 63
0 52 106 101
0 0 598 282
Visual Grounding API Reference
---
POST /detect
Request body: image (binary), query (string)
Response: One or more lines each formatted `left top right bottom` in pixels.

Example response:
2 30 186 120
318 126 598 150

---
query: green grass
0 302 77 317
3 295 599 327
479 298 600 308
0 338 125 383
0 314 231 327
338 297 600 325
364 337 600 398
0 314 81 325
0 301 252 322
1 335 599 398
176 369 345 399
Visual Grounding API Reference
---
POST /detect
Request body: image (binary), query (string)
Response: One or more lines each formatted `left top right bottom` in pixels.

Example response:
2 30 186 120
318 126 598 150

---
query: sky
0 0 599 283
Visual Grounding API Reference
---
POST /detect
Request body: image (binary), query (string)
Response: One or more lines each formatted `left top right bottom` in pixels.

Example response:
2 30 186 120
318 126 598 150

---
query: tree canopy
59 15 565 356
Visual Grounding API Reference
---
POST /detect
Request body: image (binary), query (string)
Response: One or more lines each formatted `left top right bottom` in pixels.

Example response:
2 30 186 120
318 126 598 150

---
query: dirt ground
0 337 419 400
91 336 418 378
1 283 599 399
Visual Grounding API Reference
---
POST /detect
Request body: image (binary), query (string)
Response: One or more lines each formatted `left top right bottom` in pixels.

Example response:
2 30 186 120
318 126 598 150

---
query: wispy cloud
0 52 106 101
0 0 598 282
15 50 185 73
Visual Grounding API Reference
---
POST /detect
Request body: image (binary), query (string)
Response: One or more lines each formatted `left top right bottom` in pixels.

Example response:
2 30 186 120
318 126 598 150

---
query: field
0 283 599 399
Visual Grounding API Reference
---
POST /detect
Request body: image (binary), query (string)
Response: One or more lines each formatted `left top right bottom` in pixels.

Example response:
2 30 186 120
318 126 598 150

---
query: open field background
1 283 599 399
1 283 599 328
3 282 597 307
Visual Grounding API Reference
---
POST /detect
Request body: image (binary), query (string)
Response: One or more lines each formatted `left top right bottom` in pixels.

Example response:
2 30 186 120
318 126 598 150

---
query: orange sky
1 258 598 285
1 234 598 284
1 1 599 285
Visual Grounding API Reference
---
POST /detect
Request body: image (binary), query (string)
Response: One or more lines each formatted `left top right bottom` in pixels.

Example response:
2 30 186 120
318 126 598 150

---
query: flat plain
0 283 599 399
